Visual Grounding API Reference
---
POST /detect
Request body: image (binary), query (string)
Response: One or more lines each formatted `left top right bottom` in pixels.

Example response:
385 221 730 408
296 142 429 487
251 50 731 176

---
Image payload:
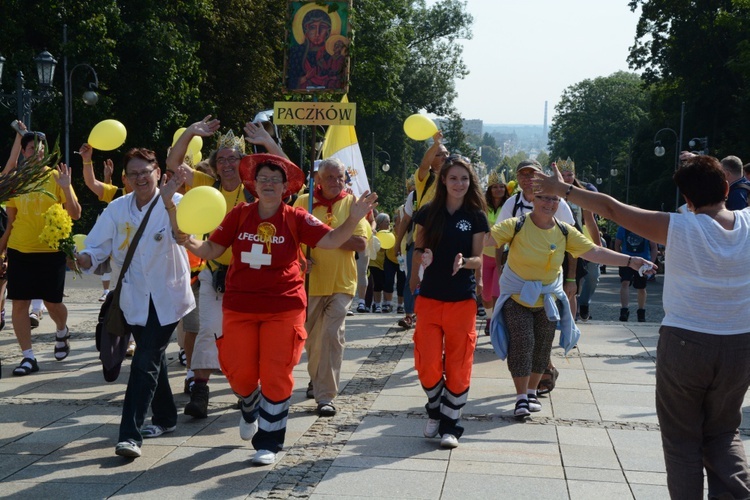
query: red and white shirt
210 202 330 314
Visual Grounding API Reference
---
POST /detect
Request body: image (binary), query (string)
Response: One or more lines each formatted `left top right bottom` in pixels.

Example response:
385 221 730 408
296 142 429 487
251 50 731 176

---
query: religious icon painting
283 0 352 93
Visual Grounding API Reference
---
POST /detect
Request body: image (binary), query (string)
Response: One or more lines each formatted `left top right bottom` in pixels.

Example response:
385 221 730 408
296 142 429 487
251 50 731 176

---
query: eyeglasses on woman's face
216 156 241 167
535 195 560 204
126 168 156 180
256 176 285 185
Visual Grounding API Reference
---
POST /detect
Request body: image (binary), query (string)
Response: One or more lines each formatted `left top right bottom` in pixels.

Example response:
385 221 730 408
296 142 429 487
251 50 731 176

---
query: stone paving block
338 433 448 460
567 479 636 499
354 415 425 437
443 473 568 499
369 394 428 413
631 482 671 499
331 455 447 472
114 445 264 496
313 466 445 499
0 454 43 482
560 443 620 469
550 402 601 421
447 459 563 478
5 443 174 483
624 470 667 486
564 466 625 482
608 429 665 473
0 481 120 499
548 387 595 405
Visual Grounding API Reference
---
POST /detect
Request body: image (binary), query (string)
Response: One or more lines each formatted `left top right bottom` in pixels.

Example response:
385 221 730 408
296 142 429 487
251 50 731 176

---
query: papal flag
321 95 370 197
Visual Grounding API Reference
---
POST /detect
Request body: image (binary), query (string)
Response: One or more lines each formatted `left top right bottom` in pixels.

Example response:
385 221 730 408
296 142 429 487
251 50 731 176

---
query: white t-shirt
663 210 750 334
497 191 576 225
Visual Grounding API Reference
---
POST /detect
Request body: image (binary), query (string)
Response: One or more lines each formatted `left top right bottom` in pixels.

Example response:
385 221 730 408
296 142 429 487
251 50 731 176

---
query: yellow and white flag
321 95 370 197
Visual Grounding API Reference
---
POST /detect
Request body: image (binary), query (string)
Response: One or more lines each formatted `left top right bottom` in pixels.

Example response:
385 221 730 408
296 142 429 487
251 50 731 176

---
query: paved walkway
0 273 747 499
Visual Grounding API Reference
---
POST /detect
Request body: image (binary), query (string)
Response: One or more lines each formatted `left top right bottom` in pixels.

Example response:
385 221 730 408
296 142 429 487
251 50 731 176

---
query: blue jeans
118 299 179 445
403 244 415 314
577 260 600 307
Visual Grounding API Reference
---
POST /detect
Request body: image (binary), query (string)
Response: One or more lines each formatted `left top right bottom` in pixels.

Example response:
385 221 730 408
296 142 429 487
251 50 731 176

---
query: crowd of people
2 118 748 498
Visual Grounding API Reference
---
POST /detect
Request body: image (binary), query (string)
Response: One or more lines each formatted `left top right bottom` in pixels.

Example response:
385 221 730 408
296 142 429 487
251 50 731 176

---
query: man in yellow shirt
294 158 369 416
414 131 449 211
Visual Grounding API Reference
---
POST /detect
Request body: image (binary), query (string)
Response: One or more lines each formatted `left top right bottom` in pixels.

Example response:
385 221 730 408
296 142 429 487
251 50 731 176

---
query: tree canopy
0 0 473 225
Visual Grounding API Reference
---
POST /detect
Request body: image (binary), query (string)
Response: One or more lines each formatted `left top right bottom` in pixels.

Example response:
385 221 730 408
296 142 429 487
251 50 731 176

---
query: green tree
548 71 650 199
628 0 750 157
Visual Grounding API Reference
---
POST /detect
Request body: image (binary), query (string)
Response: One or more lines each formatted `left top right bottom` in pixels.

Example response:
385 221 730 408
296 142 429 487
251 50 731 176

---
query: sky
443 0 641 125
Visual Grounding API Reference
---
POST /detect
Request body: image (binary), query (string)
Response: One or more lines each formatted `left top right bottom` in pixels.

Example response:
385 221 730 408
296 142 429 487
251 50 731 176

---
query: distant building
462 119 483 138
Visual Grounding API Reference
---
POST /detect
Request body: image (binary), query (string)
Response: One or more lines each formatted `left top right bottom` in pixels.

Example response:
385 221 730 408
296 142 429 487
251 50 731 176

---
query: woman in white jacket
75 148 194 459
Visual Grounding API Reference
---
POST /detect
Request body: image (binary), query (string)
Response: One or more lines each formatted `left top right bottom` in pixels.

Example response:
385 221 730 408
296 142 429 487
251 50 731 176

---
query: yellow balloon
375 230 396 250
190 151 202 165
403 114 438 141
72 234 87 251
187 136 203 155
176 186 227 235
172 128 203 156
172 128 187 146
88 120 127 151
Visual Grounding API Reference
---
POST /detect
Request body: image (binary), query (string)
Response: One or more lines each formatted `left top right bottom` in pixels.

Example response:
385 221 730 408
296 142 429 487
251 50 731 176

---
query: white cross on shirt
241 243 272 269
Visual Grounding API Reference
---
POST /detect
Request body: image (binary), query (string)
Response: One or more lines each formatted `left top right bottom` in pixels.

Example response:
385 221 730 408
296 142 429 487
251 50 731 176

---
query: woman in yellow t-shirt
489 193 654 418
1 131 82 376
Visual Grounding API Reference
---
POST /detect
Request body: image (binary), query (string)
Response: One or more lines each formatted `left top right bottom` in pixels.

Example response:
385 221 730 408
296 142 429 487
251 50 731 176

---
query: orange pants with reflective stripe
413 296 477 394
217 307 307 401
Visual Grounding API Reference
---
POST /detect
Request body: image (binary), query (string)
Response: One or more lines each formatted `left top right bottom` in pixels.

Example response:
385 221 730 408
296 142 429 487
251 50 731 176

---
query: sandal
317 402 337 417
178 348 187 366
537 366 560 395
54 327 71 361
484 319 491 336
13 357 39 376
398 315 413 329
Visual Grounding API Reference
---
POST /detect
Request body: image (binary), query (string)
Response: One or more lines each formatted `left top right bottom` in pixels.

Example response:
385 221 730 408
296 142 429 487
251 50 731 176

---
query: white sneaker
239 416 258 441
440 434 459 448
251 449 276 465
115 440 142 458
99 290 110 302
423 418 440 438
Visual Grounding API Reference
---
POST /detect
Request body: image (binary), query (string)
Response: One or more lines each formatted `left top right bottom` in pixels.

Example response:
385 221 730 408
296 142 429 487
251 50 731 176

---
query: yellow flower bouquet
39 204 81 277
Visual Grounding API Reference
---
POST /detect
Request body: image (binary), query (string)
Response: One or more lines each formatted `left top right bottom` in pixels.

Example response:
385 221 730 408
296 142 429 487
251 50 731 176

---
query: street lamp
0 50 57 128
378 151 391 172
653 127 681 210
653 102 685 211
64 63 99 165
688 137 709 155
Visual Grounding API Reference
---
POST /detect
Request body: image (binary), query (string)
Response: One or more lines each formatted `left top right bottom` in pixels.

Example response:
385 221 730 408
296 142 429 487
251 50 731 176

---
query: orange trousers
217 307 307 401
413 296 477 394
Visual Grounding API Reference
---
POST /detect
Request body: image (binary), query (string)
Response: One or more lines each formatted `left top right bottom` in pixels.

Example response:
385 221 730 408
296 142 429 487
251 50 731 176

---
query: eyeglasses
535 195 560 203
126 168 156 180
256 176 284 185
216 156 241 166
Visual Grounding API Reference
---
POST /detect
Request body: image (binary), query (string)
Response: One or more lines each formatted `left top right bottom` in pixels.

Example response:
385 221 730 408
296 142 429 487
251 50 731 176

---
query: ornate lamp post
0 50 58 128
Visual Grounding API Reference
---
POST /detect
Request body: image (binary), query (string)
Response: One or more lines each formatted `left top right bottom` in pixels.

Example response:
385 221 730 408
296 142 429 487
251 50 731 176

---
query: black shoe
184 384 209 418
637 308 646 322
619 308 630 322
306 381 314 399
579 305 589 321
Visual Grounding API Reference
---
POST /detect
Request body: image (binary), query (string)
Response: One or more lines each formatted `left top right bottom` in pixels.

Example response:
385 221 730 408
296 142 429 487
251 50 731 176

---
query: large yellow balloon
403 114 438 141
88 120 127 151
172 128 203 156
176 186 227 235
72 234 87 251
375 230 396 250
